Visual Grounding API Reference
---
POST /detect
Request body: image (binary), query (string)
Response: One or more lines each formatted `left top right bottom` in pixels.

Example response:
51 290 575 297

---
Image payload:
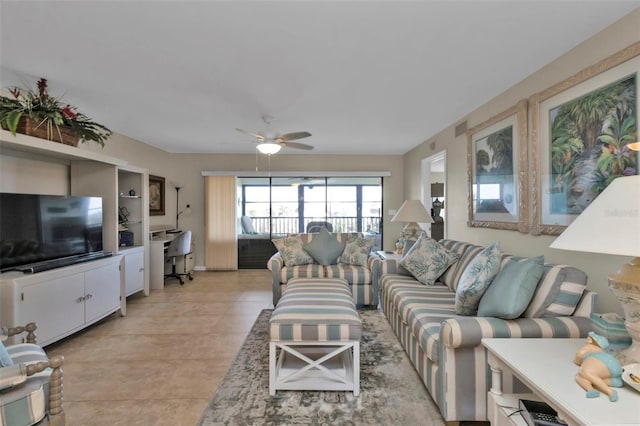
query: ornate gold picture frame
531 42 639 235
467 99 529 232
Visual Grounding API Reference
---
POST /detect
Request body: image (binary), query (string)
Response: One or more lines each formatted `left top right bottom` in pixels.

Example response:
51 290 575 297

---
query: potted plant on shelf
0 78 112 147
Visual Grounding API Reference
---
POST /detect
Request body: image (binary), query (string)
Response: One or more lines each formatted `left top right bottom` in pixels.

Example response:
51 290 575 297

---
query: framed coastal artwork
149 174 165 216
467 99 529 232
531 42 639 235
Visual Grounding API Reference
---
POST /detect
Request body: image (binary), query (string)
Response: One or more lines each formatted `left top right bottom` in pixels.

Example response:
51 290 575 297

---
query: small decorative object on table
590 313 632 353
0 77 112 147
621 363 640 393
573 332 624 401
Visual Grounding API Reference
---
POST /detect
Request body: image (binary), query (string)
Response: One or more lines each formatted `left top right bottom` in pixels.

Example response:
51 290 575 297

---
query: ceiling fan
235 117 314 154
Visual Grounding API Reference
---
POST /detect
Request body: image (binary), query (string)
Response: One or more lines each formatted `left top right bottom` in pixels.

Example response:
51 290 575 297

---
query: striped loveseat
375 239 596 423
268 232 380 307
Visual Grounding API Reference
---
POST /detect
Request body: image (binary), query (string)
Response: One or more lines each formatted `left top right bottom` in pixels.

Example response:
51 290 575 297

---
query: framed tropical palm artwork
467 99 529 232
531 42 639 235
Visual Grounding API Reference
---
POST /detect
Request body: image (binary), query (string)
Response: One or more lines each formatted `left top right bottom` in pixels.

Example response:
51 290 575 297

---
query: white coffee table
482 338 639 426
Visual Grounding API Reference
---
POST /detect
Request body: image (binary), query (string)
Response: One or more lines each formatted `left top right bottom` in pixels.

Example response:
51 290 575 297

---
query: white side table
482 338 639 426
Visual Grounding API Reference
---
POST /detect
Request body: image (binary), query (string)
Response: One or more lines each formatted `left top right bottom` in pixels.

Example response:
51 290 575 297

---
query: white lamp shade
550 175 640 257
256 142 282 155
391 200 433 223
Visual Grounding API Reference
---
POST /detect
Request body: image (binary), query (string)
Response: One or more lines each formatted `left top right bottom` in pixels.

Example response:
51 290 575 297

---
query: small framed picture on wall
149 174 165 216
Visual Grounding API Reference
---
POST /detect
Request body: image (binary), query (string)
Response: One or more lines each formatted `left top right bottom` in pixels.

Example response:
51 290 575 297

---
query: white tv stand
1 129 150 341
1 255 123 347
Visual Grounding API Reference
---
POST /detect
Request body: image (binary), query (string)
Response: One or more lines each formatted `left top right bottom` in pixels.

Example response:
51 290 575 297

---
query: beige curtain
204 176 238 270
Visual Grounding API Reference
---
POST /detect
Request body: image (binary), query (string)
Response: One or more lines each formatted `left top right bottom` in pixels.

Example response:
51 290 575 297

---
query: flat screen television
0 193 104 272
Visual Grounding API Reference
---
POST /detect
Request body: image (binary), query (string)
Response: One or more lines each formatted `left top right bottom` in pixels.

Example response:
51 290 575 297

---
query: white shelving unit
0 129 150 339
117 166 150 306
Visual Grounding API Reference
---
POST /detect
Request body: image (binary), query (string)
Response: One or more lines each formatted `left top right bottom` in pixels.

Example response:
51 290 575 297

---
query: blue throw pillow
455 242 501 315
477 256 545 319
303 227 345 266
0 341 13 367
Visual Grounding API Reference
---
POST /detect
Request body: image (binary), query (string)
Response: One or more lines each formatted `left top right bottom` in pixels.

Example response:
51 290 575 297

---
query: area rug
198 308 446 425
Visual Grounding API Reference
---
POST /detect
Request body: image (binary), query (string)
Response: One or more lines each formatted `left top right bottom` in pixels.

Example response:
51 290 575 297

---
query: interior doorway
421 151 446 239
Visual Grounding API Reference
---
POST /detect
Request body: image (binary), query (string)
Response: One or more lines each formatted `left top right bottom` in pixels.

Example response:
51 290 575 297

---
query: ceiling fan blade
275 131 312 142
283 142 314 150
235 128 266 141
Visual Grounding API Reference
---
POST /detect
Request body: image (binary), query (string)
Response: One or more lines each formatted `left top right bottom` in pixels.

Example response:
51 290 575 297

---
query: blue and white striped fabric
438 240 484 291
0 344 50 426
270 278 362 342
524 264 587 317
269 232 379 307
378 240 596 423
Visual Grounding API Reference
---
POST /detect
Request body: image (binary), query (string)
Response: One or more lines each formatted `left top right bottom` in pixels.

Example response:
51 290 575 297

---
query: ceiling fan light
256 142 282 155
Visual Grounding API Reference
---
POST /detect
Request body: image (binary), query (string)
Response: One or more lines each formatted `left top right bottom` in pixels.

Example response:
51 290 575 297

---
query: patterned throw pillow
455 242 502 315
272 235 315 267
399 235 460 285
303 227 345 266
337 235 376 266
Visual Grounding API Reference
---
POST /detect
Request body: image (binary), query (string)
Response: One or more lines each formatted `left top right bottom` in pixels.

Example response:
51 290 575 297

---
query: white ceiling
1 1 638 155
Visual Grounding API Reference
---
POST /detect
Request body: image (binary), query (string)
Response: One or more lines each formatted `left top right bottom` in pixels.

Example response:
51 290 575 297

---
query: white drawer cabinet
18 272 86 345
0 256 122 346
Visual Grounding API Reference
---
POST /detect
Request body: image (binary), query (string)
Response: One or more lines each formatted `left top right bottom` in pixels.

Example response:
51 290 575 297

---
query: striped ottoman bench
269 278 362 396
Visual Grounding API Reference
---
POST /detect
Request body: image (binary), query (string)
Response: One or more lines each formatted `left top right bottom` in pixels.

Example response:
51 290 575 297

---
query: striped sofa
268 233 380 307
375 239 596 423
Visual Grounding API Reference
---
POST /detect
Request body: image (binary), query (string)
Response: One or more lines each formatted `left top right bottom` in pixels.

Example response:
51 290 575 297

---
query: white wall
402 9 640 314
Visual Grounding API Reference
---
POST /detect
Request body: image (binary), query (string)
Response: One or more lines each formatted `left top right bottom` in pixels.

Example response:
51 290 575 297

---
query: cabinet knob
139 268 144 272
85 293 93 300
77 296 85 303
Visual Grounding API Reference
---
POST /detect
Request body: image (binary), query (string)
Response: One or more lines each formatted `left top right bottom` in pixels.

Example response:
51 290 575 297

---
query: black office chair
306 221 333 233
164 230 193 285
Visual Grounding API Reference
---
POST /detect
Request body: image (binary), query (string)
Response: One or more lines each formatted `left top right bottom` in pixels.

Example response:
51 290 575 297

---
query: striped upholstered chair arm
268 253 285 305
440 315 592 349
267 252 284 272
1 324 66 426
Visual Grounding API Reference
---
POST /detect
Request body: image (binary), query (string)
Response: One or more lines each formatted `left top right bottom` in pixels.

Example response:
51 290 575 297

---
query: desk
149 226 194 289
482 338 639 426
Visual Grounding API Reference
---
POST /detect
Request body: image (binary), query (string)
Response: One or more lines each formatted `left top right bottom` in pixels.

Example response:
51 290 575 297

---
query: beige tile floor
45 269 273 426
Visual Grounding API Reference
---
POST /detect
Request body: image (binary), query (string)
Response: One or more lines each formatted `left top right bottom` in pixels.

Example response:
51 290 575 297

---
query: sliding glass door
239 176 382 238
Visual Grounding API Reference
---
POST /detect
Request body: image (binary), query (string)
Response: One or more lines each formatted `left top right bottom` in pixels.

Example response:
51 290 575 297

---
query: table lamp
550 175 640 364
391 200 433 240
